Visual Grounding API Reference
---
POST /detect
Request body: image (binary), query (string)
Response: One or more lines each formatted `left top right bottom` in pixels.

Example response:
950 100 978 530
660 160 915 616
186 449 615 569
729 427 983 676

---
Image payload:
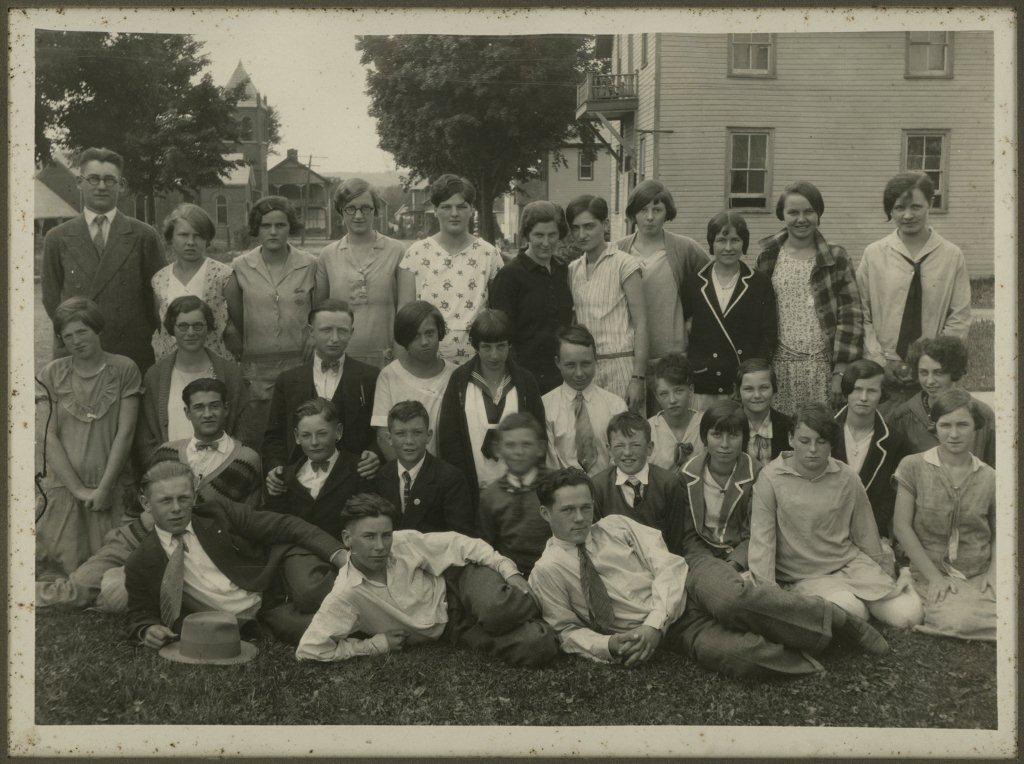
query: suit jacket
373 452 477 536
832 407 906 538
42 212 165 374
262 356 380 474
753 408 794 463
678 452 759 566
124 499 342 638
683 261 778 395
264 450 372 538
135 349 249 471
591 463 687 556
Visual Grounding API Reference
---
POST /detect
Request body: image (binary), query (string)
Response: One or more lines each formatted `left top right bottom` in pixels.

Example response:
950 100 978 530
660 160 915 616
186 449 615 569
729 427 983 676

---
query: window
638 137 647 180
641 34 649 68
728 34 776 78
239 116 253 141
578 152 593 181
906 32 953 78
726 129 772 210
216 195 228 225
902 130 949 211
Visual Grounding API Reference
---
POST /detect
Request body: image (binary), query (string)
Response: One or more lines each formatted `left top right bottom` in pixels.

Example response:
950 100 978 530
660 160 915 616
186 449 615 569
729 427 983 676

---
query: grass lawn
970 277 994 310
961 319 995 392
35 609 995 728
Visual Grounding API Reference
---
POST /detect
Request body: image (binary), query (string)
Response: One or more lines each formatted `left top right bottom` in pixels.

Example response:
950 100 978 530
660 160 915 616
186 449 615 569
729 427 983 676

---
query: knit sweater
149 438 263 507
478 470 552 578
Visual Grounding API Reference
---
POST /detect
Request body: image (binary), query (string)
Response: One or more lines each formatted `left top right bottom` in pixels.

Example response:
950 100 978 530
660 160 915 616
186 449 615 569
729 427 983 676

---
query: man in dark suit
125 461 346 649
374 401 476 536
263 299 380 494
42 147 165 374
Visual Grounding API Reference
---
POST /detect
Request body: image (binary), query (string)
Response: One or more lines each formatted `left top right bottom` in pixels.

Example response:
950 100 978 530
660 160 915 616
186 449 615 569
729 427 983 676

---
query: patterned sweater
149 439 263 507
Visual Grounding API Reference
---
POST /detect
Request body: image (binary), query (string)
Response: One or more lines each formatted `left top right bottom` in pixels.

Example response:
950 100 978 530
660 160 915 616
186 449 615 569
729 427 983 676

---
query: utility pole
298 153 327 245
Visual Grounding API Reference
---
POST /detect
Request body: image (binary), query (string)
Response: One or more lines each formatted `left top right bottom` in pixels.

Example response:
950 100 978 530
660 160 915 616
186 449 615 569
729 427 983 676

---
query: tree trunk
476 176 496 244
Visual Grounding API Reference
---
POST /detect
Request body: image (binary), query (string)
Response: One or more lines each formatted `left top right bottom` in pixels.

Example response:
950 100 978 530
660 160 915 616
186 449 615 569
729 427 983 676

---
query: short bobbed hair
394 300 447 349
556 324 597 357
339 493 400 533
308 298 355 326
706 211 750 255
140 460 194 498
162 203 216 245
883 172 935 221
776 181 825 222
430 174 477 207
519 200 568 239
605 411 652 444
841 359 887 399
181 377 227 408
625 179 678 223
735 357 778 395
652 353 694 387
537 466 594 508
77 147 124 173
53 296 105 337
565 194 609 225
333 177 383 216
908 335 969 382
387 400 430 430
790 403 839 446
496 411 544 441
294 397 340 427
248 195 302 237
164 295 215 337
930 388 986 431
699 398 750 451
468 309 513 349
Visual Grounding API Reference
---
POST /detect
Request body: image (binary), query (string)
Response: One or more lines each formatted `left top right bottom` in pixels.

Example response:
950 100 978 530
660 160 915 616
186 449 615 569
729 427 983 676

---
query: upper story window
906 32 953 78
638 136 647 181
728 34 776 78
238 116 253 141
902 129 950 212
727 129 773 211
578 152 594 181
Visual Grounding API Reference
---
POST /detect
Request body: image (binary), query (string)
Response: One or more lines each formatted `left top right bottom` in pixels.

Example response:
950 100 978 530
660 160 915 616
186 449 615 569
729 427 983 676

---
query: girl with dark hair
755 181 863 415
396 174 504 362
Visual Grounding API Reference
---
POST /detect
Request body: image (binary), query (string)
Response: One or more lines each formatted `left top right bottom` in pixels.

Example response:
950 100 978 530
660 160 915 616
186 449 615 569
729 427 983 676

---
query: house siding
547 146 615 205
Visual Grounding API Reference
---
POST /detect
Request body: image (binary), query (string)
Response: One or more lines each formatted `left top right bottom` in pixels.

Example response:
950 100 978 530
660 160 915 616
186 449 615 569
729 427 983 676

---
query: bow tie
321 359 341 374
311 459 331 473
195 440 220 451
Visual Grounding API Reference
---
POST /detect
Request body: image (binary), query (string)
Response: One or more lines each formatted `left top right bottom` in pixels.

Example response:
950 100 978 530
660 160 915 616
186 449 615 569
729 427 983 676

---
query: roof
226 61 259 105
35 178 78 220
267 152 330 186
35 160 80 211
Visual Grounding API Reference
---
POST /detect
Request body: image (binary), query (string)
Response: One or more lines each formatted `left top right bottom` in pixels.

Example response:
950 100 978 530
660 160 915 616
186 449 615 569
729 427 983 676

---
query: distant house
268 149 331 238
394 182 437 240
576 32 994 275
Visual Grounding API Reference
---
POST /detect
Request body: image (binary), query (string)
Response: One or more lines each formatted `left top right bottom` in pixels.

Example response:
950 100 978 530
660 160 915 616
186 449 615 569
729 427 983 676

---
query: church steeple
226 61 260 105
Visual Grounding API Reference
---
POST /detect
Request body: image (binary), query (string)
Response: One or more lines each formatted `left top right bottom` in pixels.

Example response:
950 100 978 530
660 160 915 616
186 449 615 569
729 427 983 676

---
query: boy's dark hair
339 493 400 533
77 147 124 172
496 411 544 442
140 461 194 498
605 411 652 444
181 377 228 408
394 300 447 349
653 353 693 387
387 400 430 430
699 398 749 451
556 324 597 356
294 397 341 427
308 298 355 325
537 467 595 508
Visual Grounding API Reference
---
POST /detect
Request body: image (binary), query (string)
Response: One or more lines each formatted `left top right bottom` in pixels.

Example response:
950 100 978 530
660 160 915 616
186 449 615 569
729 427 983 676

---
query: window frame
638 136 647 181
216 194 229 226
578 151 594 181
901 129 951 213
905 32 954 79
725 128 774 213
727 33 777 79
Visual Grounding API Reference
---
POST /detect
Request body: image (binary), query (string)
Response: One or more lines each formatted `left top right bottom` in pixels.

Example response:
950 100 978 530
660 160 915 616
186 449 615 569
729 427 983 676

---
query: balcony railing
576 73 639 119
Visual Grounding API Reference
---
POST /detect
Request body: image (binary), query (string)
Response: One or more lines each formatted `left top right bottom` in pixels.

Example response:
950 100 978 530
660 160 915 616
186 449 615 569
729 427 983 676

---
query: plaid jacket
754 229 863 365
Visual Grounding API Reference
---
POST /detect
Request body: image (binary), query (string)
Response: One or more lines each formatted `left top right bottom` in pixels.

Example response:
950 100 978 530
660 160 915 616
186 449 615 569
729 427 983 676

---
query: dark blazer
373 452 477 536
683 261 778 395
751 408 793 463
832 407 906 538
264 450 372 538
591 463 688 556
678 452 759 567
136 349 250 471
436 358 547 506
124 499 342 638
262 355 379 474
42 212 165 374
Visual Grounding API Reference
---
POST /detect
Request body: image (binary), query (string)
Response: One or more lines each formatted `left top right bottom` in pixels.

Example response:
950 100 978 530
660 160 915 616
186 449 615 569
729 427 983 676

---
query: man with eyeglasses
42 147 165 374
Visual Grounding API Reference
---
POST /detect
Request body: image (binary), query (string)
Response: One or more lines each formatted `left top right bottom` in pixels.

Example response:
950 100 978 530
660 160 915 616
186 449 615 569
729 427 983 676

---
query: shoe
833 608 890 656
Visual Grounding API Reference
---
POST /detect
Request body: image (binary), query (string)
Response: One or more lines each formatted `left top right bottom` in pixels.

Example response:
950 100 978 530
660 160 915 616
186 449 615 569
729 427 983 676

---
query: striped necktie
92 215 107 254
625 477 644 508
577 543 616 634
402 470 413 512
573 392 598 473
159 533 188 627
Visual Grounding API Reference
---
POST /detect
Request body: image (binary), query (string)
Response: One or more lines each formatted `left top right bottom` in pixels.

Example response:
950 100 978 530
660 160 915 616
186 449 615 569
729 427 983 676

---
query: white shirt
83 207 118 248
397 455 427 512
506 468 538 489
615 463 650 506
843 424 874 477
465 382 517 488
542 382 627 476
297 449 340 499
370 359 457 455
165 258 210 304
185 434 234 483
313 353 345 400
155 522 262 616
701 464 734 543
711 266 740 311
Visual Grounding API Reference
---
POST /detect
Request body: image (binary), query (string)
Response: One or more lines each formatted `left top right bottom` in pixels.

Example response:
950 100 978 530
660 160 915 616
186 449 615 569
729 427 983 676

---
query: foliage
35 31 247 205
356 35 599 243
969 277 994 310
960 319 995 392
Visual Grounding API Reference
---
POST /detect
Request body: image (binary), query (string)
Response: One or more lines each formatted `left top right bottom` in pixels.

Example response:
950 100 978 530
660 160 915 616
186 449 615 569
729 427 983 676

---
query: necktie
195 441 218 451
573 392 598 473
311 459 330 473
321 358 341 374
625 477 644 508
159 533 188 628
577 544 616 634
753 434 771 465
92 215 107 254
674 441 694 468
402 470 412 512
895 252 931 360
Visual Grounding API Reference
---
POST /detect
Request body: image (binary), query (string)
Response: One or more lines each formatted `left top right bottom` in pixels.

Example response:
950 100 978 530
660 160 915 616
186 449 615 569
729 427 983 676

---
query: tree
356 35 598 243
35 31 266 219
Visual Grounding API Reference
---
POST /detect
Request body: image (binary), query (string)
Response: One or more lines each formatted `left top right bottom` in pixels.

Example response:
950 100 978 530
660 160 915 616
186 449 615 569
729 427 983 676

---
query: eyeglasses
174 322 208 335
343 205 375 217
79 175 123 188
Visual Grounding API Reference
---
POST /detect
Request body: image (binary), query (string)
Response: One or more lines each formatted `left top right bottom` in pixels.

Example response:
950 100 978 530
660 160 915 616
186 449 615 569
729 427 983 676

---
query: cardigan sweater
148 438 263 508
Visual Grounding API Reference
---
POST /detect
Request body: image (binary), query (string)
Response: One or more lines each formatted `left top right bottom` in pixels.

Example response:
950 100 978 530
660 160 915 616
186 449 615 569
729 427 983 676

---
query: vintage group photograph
6 4 1017 759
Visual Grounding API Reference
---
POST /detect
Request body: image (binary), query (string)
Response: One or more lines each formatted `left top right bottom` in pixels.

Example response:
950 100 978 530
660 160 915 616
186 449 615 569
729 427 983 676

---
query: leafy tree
357 35 598 243
35 30 269 219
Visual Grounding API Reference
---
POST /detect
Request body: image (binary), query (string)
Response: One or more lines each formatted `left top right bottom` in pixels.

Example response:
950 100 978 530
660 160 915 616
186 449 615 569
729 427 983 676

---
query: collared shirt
529 514 688 663
397 455 427 512
297 449 340 499
155 522 262 616
701 463 737 543
371 359 457 455
313 353 345 400
614 464 650 506
296 529 520 661
746 415 774 466
506 467 538 489
857 229 972 363
568 245 642 356
184 433 234 482
542 382 627 476
488 252 574 392
83 207 118 248
649 411 704 471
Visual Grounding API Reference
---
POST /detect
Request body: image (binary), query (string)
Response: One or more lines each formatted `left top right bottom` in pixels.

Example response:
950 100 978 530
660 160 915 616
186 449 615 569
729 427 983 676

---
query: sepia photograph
5 4 1018 758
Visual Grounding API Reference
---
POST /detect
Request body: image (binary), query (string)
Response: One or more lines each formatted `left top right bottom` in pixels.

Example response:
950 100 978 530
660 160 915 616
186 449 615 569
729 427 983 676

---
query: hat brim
158 640 258 665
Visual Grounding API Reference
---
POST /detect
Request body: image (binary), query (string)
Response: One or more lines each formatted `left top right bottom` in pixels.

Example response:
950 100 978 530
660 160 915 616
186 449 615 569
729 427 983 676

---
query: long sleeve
847 477 888 573
831 250 864 365
124 547 162 640
528 563 613 663
487 266 516 316
941 251 973 339
747 473 779 585
225 503 343 562
620 517 688 632
134 365 162 470
295 593 390 662
140 228 167 331
41 228 64 319
856 251 887 364
410 531 519 580
758 277 779 363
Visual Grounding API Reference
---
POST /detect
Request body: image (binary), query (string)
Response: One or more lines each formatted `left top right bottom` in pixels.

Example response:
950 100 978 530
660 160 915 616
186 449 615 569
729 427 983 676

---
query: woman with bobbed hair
437 308 547 502
36 297 142 576
892 388 995 640
755 181 863 415
488 200 574 394
397 174 504 362
225 195 317 449
748 403 923 627
890 335 995 466
314 178 409 367
151 203 235 361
